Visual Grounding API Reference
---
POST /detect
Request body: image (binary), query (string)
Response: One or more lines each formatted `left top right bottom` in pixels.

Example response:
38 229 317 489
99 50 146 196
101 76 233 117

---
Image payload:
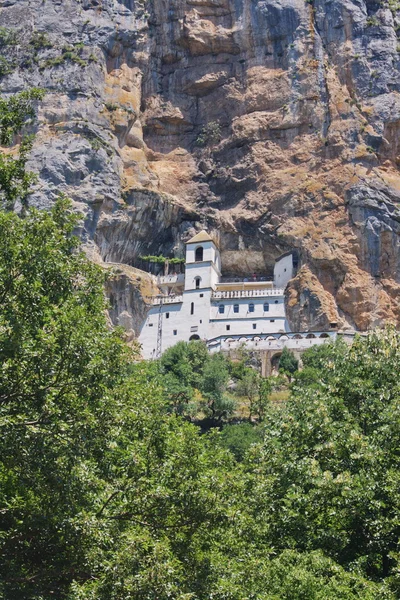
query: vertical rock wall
1 0 400 331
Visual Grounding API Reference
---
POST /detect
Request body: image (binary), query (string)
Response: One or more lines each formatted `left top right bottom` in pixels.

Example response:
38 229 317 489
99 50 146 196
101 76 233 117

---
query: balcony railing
157 274 185 285
151 295 183 305
212 288 284 299
219 276 272 283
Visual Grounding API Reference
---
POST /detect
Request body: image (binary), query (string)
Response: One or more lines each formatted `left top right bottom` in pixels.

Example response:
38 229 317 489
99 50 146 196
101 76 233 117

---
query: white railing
157 274 184 285
212 288 284 299
220 276 272 283
152 295 183 305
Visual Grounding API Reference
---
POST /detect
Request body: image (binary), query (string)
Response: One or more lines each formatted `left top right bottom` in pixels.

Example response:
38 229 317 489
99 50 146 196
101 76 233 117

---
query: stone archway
270 352 282 375
189 334 200 341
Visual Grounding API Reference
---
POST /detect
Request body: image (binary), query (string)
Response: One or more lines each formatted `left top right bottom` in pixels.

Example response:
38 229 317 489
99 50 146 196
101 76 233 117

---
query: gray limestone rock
2 0 400 332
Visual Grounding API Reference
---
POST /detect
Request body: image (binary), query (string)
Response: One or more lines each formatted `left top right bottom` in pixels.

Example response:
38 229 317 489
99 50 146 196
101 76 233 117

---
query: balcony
219 276 272 283
212 288 284 299
152 295 183 305
157 274 185 285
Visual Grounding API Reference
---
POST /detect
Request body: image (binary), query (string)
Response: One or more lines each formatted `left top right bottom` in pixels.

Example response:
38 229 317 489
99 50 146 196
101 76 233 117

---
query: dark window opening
253 323 256 330
226 325 230 331
149 323 153 327
219 305 225 314
173 330 177 335
264 303 269 312
195 277 201 289
249 303 255 313
200 293 204 298
234 304 239 313
270 319 275 323
191 302 194 315
275 300 279 304
166 312 169 319
195 246 203 262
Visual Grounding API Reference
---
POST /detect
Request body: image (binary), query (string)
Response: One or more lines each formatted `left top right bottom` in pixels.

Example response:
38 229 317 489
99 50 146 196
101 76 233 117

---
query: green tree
199 353 236 422
236 367 260 419
278 346 299 380
0 200 130 598
244 329 400 586
252 375 282 420
0 88 45 209
218 422 263 461
159 340 209 415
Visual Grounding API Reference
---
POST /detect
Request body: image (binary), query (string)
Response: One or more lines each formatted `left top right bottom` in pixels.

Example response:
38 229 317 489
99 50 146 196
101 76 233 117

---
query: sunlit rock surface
2 0 400 331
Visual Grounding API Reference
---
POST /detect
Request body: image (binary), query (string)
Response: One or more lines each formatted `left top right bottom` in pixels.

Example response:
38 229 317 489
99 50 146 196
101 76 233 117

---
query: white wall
138 289 213 358
209 296 288 338
138 240 294 359
274 254 294 288
185 262 220 290
138 291 290 359
185 240 217 264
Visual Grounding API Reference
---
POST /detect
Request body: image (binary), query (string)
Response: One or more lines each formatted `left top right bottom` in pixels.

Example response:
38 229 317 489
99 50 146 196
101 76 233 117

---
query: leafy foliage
195 121 222 147
278 346 299 378
0 88 44 146
0 200 131 598
139 254 185 265
218 422 263 461
0 88 45 209
244 329 400 588
0 27 18 49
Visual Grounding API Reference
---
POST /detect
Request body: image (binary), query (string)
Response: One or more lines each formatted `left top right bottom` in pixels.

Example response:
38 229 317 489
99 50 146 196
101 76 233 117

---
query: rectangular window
270 319 275 323
234 304 239 313
249 303 255 313
219 305 225 314
253 323 256 330
226 325 230 331
191 302 194 315
149 323 153 327
166 312 169 319
173 330 177 335
200 293 204 298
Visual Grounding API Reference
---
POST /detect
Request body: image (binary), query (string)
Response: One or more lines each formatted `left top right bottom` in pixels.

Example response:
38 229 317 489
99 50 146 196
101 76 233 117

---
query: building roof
185 230 214 244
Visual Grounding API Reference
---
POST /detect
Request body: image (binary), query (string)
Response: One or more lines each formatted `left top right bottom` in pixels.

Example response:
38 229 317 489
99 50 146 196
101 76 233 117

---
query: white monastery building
138 231 296 360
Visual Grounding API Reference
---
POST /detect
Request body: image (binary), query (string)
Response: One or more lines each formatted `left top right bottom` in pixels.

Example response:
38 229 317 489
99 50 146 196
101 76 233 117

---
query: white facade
138 232 293 359
274 252 294 289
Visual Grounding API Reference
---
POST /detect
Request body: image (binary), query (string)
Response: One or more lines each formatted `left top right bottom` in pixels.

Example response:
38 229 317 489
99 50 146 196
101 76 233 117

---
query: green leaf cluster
0 88 45 209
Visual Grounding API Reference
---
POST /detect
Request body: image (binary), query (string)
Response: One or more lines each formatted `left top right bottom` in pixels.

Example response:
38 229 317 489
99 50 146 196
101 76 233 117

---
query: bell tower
184 231 221 291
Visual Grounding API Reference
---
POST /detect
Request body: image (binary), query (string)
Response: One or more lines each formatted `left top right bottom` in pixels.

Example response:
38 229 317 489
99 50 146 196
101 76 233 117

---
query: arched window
263 302 269 312
219 304 225 314
233 304 239 313
195 276 201 289
195 246 203 262
249 303 255 313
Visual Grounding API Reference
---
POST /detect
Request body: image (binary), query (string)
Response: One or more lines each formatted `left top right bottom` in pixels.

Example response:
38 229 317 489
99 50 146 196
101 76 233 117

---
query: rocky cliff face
2 0 400 332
